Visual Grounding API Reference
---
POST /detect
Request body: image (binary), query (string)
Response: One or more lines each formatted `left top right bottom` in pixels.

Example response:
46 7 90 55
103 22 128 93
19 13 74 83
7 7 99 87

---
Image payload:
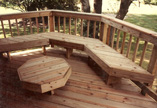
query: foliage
0 0 79 11
144 0 157 5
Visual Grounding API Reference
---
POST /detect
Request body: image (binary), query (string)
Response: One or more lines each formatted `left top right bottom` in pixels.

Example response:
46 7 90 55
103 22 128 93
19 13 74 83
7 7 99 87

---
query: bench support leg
42 46 46 55
66 48 73 59
51 90 54 95
106 76 121 85
6 52 11 61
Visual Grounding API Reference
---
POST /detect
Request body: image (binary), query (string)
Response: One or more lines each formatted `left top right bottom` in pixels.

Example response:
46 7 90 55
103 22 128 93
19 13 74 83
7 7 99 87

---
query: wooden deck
0 48 156 108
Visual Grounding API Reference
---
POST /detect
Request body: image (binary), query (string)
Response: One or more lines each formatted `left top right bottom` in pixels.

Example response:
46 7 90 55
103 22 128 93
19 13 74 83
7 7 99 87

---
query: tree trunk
94 0 102 14
80 0 90 12
116 0 132 20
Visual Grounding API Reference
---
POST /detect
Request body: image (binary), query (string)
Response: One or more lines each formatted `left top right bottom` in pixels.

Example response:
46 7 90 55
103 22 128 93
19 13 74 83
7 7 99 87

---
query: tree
0 0 79 12
116 0 132 20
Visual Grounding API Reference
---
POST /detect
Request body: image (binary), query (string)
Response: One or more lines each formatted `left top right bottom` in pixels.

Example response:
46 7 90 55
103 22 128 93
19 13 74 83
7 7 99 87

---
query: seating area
0 32 154 85
0 10 157 107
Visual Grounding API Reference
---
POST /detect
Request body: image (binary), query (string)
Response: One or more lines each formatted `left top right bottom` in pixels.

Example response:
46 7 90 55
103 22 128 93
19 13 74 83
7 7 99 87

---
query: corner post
100 22 108 43
49 12 55 32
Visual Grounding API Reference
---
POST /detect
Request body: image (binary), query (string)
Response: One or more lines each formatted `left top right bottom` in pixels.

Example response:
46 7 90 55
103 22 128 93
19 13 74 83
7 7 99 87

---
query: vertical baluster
29 18 33 34
63 17 66 33
80 19 83 36
15 19 20 36
74 18 77 35
106 25 111 45
42 16 45 32
132 37 140 62
8 20 13 37
126 35 133 57
100 23 108 43
58 16 60 32
93 21 96 38
1 20 6 38
87 20 90 37
120 32 126 54
22 18 26 35
36 17 39 33
111 27 116 48
69 17 71 34
116 30 120 51
139 41 148 66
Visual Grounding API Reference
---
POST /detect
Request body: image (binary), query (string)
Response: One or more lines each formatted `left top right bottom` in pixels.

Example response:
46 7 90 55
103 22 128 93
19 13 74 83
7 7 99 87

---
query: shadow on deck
0 47 156 108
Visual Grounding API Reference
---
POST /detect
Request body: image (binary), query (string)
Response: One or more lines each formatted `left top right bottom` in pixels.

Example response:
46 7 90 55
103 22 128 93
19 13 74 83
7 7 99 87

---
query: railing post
141 45 157 95
49 12 55 32
100 22 108 43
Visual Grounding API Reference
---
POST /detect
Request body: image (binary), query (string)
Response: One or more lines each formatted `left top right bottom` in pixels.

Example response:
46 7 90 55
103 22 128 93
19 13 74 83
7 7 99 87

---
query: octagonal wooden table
17 56 71 94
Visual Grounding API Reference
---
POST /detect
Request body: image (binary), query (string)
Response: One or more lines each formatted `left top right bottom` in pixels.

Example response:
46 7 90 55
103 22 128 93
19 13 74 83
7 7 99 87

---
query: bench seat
0 32 154 84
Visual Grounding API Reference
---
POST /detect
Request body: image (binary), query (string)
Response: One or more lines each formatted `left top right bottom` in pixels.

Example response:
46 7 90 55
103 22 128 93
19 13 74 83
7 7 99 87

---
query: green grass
125 14 157 32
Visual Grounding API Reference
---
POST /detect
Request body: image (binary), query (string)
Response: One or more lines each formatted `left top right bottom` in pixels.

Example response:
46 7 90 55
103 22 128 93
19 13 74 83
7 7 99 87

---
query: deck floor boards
0 48 156 108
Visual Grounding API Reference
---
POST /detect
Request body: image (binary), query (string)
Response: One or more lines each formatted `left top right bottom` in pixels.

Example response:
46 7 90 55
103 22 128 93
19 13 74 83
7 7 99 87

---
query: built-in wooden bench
0 32 154 85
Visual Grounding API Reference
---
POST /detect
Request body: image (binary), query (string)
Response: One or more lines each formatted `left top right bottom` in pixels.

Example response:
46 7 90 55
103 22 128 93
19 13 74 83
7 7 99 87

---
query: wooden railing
0 10 157 100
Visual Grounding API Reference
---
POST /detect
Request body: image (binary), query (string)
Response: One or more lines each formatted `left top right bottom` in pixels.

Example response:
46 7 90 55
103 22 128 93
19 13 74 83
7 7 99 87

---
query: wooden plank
106 25 111 45
120 32 126 54
100 23 108 43
29 18 33 34
132 38 140 62
36 17 39 33
69 17 71 34
42 16 45 32
58 16 60 32
15 19 20 36
49 13 55 32
80 19 83 36
111 27 116 48
93 21 96 38
22 18 26 35
66 48 73 59
74 18 77 35
148 45 157 75
41 67 71 93
139 41 148 66
1 20 6 38
8 19 13 37
116 30 121 51
132 80 157 101
126 35 132 57
87 20 90 37
63 17 66 33
42 45 46 55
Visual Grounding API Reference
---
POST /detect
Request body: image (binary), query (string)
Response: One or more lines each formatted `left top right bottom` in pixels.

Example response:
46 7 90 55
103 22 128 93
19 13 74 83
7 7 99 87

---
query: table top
18 56 71 85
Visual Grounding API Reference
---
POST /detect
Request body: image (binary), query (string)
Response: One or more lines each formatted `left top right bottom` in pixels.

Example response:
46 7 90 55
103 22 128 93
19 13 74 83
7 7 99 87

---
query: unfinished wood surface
17 56 71 93
116 30 121 51
42 16 45 32
29 18 33 34
87 20 90 37
126 35 132 57
66 48 73 59
22 18 26 35
36 17 39 33
58 16 60 32
139 41 148 66
132 38 140 62
100 23 108 43
15 19 20 36
69 17 71 34
63 17 66 33
8 19 13 37
1 20 6 38
93 21 96 38
74 18 77 35
1 48 157 108
121 32 126 54
80 19 83 36
111 27 116 48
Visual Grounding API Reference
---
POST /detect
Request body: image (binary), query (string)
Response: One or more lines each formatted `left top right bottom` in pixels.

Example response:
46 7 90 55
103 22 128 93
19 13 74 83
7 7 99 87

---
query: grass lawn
125 14 157 32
